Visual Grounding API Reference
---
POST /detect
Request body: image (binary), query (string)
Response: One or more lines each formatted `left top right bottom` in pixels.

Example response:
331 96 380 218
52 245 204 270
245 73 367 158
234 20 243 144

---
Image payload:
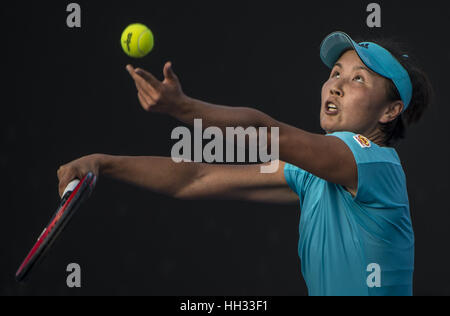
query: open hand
126 62 185 115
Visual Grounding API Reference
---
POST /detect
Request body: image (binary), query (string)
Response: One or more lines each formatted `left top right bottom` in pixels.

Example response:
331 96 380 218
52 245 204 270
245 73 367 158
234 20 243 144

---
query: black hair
354 36 434 147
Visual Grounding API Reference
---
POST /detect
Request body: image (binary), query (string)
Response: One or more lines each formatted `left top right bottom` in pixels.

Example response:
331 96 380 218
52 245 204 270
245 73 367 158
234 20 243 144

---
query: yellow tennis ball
121 23 154 58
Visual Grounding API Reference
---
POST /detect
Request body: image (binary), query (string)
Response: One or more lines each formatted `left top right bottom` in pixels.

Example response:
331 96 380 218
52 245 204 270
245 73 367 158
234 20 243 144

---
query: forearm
99 155 200 198
58 154 298 204
128 64 278 131
172 96 277 130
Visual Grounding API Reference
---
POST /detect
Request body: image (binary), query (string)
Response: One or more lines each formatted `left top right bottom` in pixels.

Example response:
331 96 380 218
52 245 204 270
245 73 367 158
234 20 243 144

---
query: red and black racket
16 172 97 282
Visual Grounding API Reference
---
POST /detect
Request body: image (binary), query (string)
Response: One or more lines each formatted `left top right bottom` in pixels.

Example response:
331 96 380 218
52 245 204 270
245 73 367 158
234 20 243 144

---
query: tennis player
57 32 433 296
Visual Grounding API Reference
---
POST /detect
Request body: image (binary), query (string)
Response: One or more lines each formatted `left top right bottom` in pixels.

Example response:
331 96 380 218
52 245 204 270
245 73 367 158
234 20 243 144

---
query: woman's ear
379 101 404 124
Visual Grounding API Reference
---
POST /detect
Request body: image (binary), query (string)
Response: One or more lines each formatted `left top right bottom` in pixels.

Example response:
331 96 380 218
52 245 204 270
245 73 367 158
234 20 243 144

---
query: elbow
172 187 205 201
171 165 206 201
172 188 193 200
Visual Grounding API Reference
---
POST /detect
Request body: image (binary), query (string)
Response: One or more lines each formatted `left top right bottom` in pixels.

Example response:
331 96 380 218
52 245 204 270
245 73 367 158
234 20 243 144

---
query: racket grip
62 179 80 199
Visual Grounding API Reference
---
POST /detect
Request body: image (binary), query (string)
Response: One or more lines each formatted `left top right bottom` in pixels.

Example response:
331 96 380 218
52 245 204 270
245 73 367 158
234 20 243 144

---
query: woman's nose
330 86 343 97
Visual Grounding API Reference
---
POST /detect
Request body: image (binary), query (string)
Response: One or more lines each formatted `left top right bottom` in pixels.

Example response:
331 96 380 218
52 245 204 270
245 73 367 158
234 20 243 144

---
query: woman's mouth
325 102 339 115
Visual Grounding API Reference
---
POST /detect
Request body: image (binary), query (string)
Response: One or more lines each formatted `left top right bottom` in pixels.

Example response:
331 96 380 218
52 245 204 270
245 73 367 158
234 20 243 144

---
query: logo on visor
358 43 370 49
354 135 371 148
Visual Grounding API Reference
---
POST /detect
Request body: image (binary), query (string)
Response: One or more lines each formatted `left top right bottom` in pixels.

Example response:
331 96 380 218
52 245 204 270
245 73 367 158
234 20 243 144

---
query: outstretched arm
57 155 298 205
126 63 273 131
126 63 358 192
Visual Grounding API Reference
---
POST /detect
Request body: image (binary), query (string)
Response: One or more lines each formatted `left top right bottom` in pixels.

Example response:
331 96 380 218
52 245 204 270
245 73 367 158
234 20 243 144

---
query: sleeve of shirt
326 132 408 207
284 162 313 205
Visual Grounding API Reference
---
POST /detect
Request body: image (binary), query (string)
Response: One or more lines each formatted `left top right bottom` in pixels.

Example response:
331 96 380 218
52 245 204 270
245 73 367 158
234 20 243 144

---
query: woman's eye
354 75 364 82
332 72 340 78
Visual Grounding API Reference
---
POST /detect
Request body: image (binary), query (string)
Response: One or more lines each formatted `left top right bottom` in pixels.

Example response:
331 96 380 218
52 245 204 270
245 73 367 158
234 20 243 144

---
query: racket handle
62 179 80 199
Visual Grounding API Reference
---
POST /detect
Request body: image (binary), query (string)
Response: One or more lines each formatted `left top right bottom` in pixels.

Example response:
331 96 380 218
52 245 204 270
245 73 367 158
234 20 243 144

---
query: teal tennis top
284 131 414 296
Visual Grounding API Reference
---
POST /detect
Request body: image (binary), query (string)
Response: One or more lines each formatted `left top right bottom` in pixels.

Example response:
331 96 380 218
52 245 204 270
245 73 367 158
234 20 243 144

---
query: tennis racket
16 172 97 282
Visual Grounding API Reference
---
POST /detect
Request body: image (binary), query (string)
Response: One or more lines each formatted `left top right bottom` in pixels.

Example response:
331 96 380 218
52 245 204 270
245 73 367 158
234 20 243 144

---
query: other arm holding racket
58 155 298 204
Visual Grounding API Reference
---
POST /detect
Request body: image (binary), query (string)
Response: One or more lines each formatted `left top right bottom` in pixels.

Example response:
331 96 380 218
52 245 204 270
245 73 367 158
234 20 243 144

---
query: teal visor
320 31 412 112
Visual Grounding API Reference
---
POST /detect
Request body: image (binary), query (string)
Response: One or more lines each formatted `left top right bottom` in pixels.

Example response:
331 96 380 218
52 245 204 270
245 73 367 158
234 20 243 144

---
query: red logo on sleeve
354 135 371 148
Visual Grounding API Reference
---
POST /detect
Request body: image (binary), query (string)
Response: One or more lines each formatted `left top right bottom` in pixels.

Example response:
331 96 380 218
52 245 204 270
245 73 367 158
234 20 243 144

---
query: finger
138 90 155 111
58 175 72 197
58 168 79 197
131 71 160 99
139 89 155 105
126 65 157 94
126 64 135 73
134 80 159 104
135 68 163 89
137 91 148 110
163 62 179 82
57 166 65 181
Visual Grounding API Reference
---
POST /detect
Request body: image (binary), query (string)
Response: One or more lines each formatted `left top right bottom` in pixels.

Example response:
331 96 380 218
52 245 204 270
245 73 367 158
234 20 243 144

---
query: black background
1 1 449 296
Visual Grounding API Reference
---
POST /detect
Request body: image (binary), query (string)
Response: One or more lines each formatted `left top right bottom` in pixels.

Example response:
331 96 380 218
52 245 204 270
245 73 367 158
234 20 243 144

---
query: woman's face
320 50 392 135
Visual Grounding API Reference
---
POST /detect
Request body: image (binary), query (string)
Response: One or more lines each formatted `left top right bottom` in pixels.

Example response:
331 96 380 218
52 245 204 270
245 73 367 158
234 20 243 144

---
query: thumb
163 62 178 82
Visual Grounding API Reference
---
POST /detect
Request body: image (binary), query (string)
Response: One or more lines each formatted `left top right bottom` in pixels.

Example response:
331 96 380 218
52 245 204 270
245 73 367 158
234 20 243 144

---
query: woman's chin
320 122 335 133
